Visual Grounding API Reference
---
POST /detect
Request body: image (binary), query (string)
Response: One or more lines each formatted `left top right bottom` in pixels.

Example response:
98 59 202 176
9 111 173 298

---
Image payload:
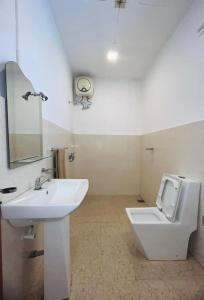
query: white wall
0 0 16 73
72 78 142 135
17 0 73 131
142 0 204 134
0 0 73 132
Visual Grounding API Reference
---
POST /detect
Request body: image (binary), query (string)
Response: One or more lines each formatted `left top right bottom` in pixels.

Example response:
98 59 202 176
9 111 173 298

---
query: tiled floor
70 196 204 300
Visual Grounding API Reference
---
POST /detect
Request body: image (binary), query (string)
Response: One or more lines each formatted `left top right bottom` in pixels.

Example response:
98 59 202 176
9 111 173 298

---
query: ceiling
49 0 193 79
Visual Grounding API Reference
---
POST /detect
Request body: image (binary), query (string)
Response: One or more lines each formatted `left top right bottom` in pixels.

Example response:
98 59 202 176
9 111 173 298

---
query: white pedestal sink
1 179 89 300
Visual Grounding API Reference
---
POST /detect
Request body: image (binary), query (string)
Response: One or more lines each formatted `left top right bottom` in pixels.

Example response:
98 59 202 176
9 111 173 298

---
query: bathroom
1 0 204 299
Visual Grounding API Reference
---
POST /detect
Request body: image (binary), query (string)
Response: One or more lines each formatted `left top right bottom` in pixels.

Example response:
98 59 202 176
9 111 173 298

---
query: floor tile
70 196 204 300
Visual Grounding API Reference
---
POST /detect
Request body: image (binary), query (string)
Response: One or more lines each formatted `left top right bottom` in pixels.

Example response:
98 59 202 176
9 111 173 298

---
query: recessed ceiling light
106 50 119 62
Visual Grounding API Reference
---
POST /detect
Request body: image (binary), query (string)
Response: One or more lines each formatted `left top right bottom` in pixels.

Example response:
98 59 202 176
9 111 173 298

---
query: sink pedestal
44 216 70 300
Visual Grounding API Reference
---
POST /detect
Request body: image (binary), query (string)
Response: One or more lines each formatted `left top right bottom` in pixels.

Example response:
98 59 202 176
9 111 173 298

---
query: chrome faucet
34 176 51 190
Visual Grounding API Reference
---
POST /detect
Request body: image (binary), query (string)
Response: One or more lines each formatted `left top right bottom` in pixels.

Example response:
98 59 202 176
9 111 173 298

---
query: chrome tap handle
34 176 47 190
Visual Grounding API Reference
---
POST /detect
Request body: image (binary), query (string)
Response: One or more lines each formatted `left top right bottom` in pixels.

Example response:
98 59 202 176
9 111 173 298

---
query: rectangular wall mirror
5 61 43 169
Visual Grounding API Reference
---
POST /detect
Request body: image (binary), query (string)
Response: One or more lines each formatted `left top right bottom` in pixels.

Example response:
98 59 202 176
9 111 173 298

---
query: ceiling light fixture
107 49 119 62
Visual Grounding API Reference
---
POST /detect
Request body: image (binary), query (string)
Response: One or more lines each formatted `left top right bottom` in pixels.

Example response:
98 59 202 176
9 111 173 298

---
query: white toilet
126 174 200 260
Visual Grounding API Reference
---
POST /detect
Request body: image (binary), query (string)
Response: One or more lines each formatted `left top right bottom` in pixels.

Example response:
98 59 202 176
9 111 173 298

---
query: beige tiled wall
140 120 204 266
42 119 73 178
72 134 141 195
71 122 204 268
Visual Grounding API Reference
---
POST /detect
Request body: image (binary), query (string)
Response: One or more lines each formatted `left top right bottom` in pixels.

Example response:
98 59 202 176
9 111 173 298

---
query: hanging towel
53 148 66 179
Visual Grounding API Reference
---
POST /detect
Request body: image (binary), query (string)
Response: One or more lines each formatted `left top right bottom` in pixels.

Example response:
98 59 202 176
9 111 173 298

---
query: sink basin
2 179 89 222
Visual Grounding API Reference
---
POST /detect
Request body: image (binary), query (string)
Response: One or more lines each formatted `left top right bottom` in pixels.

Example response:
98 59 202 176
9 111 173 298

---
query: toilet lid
156 175 182 222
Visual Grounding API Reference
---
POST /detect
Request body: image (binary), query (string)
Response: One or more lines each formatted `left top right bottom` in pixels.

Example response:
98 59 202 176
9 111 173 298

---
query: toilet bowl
126 174 200 260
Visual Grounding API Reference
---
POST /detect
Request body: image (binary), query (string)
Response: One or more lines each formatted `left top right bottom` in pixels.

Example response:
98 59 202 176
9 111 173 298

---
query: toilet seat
126 207 171 224
126 175 182 225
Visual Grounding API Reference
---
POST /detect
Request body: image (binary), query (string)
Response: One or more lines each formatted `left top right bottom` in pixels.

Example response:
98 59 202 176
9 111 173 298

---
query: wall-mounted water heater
74 76 94 110
75 76 94 97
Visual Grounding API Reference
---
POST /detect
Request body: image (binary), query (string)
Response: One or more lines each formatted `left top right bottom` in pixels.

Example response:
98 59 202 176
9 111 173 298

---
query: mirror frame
5 61 44 169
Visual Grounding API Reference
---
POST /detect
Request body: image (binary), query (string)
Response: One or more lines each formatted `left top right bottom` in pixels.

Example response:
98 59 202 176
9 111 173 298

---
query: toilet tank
156 174 200 228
